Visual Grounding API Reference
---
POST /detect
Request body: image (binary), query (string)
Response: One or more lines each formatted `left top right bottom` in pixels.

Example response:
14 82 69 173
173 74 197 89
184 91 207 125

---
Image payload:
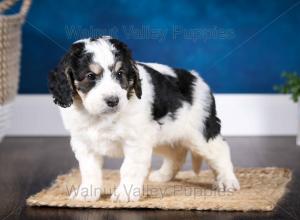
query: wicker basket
0 0 31 140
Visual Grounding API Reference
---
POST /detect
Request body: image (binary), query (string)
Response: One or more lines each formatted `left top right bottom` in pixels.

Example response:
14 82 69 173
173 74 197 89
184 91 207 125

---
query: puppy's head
48 36 142 115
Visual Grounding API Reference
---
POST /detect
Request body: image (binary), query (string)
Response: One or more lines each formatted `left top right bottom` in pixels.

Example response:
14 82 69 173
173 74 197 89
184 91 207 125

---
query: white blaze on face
79 38 128 115
84 39 116 68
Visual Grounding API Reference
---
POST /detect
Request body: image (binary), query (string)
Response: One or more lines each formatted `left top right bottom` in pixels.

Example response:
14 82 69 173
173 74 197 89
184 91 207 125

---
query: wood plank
0 137 299 220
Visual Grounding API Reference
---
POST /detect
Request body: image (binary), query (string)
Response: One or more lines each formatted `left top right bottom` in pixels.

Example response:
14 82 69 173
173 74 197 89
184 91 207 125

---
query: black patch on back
203 93 221 141
139 64 196 122
173 68 196 104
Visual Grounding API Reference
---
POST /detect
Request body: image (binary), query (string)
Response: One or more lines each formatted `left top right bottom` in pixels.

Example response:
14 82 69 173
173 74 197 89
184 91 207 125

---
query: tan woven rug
27 167 291 211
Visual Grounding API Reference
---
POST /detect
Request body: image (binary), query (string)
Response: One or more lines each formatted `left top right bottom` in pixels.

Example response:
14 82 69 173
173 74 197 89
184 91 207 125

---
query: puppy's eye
87 72 96 80
116 70 124 79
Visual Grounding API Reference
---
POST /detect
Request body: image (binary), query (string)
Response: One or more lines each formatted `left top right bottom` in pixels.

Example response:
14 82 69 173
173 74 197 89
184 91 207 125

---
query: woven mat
26 167 291 211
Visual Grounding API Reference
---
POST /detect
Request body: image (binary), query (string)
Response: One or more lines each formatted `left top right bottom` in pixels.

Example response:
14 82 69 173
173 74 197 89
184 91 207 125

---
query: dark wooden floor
0 137 300 220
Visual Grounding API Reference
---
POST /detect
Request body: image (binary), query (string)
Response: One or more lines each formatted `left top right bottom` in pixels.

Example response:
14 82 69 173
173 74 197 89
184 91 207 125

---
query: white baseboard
5 94 297 136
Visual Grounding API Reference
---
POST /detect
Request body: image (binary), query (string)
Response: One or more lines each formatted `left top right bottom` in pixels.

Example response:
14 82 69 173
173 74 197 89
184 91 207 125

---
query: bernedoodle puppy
48 36 240 202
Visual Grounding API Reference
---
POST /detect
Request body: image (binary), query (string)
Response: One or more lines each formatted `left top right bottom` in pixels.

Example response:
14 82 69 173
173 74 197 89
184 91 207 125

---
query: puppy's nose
105 96 119 107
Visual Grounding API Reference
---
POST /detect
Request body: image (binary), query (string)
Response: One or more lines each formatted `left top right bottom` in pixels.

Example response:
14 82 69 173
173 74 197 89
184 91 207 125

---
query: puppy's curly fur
48 36 240 202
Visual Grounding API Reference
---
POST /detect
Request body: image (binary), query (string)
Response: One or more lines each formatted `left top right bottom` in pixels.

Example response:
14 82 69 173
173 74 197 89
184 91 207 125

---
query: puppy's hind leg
149 143 188 182
191 151 203 175
191 135 240 192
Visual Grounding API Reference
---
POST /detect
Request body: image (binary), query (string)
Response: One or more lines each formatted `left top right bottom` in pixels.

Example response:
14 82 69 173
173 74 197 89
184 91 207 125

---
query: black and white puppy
48 36 240 202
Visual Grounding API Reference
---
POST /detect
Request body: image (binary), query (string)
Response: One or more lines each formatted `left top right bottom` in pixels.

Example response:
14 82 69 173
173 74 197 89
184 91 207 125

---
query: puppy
48 36 240 202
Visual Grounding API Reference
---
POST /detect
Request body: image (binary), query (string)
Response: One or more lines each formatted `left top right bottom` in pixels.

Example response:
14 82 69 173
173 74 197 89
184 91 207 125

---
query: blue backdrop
9 0 300 93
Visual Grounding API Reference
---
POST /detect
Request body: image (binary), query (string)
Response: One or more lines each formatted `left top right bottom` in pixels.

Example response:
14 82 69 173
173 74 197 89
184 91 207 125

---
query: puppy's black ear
131 60 142 99
48 43 84 107
48 55 74 108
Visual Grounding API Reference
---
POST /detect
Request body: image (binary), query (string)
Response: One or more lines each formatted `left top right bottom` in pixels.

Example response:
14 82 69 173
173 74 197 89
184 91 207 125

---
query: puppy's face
48 37 142 115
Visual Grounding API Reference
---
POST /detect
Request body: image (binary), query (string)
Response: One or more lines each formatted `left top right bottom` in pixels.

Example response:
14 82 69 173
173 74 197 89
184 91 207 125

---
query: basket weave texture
27 167 292 211
0 0 31 104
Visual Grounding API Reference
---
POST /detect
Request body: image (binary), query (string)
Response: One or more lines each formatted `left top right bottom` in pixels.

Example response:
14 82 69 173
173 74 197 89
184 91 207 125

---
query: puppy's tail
191 152 203 175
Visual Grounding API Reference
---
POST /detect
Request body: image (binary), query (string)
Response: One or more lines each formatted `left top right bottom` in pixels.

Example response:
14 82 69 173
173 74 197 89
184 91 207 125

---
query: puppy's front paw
148 170 173 182
69 184 101 201
213 173 240 192
111 184 141 202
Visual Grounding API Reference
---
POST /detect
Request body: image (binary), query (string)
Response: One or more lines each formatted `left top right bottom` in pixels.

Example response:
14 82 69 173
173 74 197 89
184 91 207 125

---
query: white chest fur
60 105 128 157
